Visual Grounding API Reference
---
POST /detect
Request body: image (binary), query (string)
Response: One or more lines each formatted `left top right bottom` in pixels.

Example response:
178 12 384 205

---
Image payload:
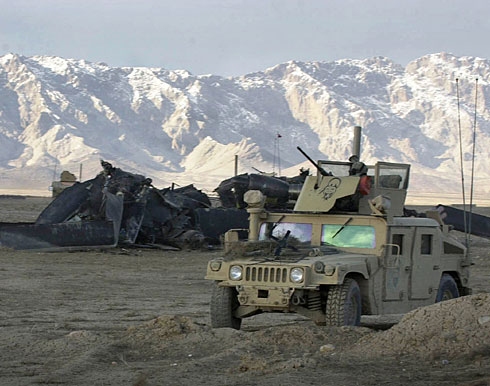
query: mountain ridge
0 52 488 200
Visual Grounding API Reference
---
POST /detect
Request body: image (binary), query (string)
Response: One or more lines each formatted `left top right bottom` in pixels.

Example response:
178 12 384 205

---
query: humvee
205 130 471 329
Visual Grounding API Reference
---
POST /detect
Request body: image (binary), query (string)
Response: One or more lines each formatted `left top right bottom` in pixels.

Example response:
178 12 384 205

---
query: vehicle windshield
321 224 376 248
259 222 312 246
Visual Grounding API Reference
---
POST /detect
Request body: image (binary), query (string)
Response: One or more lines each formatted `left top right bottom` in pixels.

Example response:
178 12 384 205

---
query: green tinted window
321 224 376 248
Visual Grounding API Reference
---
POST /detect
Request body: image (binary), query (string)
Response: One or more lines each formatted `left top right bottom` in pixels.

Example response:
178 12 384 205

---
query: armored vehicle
205 127 471 328
51 170 77 197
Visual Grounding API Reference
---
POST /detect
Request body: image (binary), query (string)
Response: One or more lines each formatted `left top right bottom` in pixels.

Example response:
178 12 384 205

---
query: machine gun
296 147 331 176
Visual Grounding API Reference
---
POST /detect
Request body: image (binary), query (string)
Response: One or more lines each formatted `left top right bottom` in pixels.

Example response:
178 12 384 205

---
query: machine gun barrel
296 146 329 176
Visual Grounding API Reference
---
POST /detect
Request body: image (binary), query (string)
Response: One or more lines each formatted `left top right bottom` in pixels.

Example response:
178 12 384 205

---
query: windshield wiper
268 215 285 239
332 217 353 239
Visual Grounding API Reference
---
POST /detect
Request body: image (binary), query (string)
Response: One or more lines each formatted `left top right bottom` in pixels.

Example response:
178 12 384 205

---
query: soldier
348 155 368 176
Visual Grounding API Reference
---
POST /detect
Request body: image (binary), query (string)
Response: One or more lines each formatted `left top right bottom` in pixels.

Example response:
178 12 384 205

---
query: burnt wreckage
0 161 248 251
3 154 489 252
215 167 309 210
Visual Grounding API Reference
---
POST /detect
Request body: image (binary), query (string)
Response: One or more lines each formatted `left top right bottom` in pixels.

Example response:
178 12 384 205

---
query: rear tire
210 282 242 330
325 278 361 326
436 274 459 302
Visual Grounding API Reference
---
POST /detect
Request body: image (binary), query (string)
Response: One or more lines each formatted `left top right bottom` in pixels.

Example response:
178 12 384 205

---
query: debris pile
215 169 309 209
0 161 242 251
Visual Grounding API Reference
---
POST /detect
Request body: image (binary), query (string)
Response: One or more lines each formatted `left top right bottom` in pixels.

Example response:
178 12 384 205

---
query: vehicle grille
245 266 289 283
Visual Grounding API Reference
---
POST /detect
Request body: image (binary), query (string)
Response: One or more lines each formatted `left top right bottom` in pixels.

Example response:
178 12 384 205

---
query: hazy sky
1 0 488 76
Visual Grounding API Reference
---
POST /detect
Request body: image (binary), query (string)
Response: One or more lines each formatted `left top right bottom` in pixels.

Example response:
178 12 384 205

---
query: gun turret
296 147 331 176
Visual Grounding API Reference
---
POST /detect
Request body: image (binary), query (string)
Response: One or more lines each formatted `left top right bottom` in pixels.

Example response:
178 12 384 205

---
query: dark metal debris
0 161 243 251
437 204 490 239
215 169 309 209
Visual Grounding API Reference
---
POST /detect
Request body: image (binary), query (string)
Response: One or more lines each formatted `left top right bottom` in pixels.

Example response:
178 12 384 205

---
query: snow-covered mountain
0 52 488 200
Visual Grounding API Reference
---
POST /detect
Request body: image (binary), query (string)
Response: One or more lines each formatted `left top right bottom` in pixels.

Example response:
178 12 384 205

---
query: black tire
325 278 362 326
210 282 242 330
436 273 460 302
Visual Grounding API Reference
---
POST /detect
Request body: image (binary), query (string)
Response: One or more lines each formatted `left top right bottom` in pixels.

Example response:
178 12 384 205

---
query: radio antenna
456 78 469 247
273 133 282 176
468 78 479 245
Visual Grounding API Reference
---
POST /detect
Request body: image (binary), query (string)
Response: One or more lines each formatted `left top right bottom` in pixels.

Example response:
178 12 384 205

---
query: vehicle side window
421 234 432 255
391 234 404 255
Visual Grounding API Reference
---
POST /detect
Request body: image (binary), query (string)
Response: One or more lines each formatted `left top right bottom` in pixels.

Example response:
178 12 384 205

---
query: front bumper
235 285 293 309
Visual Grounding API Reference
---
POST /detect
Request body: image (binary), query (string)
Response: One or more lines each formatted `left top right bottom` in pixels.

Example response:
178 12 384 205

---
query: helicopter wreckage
2 150 490 252
0 161 252 251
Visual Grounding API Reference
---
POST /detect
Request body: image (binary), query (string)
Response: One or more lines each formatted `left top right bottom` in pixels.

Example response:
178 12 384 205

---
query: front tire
325 278 362 326
436 273 459 302
210 282 242 330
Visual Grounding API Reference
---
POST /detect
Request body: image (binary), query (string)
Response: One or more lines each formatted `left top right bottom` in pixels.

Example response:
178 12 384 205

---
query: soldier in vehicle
348 155 368 176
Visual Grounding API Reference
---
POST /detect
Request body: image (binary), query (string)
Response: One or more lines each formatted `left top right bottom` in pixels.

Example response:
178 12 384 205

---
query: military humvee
205 130 471 329
51 170 77 197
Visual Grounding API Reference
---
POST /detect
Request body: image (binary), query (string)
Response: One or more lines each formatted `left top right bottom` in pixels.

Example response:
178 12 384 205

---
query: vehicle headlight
229 265 243 281
290 267 304 283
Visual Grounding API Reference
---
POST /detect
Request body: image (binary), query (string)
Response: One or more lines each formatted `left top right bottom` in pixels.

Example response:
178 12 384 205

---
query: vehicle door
409 227 441 300
383 227 411 301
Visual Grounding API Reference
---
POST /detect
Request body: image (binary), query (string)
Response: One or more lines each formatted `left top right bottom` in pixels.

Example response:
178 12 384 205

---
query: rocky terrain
0 53 489 198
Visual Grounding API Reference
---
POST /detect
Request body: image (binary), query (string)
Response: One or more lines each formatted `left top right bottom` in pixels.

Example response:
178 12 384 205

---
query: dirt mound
353 293 490 359
232 324 372 374
123 315 208 348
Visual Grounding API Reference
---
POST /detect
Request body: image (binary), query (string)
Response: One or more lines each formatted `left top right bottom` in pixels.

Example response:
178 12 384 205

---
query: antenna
456 78 469 247
273 133 282 176
468 78 479 247
52 163 58 181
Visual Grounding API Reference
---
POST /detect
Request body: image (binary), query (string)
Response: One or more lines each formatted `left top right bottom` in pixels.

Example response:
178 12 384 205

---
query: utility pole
273 133 282 176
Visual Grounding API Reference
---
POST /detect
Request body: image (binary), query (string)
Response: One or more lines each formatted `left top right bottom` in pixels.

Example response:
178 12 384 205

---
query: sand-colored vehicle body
206 156 471 328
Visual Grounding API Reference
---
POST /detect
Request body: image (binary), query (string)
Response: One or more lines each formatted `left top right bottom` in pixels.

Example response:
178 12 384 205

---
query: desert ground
1 196 490 386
